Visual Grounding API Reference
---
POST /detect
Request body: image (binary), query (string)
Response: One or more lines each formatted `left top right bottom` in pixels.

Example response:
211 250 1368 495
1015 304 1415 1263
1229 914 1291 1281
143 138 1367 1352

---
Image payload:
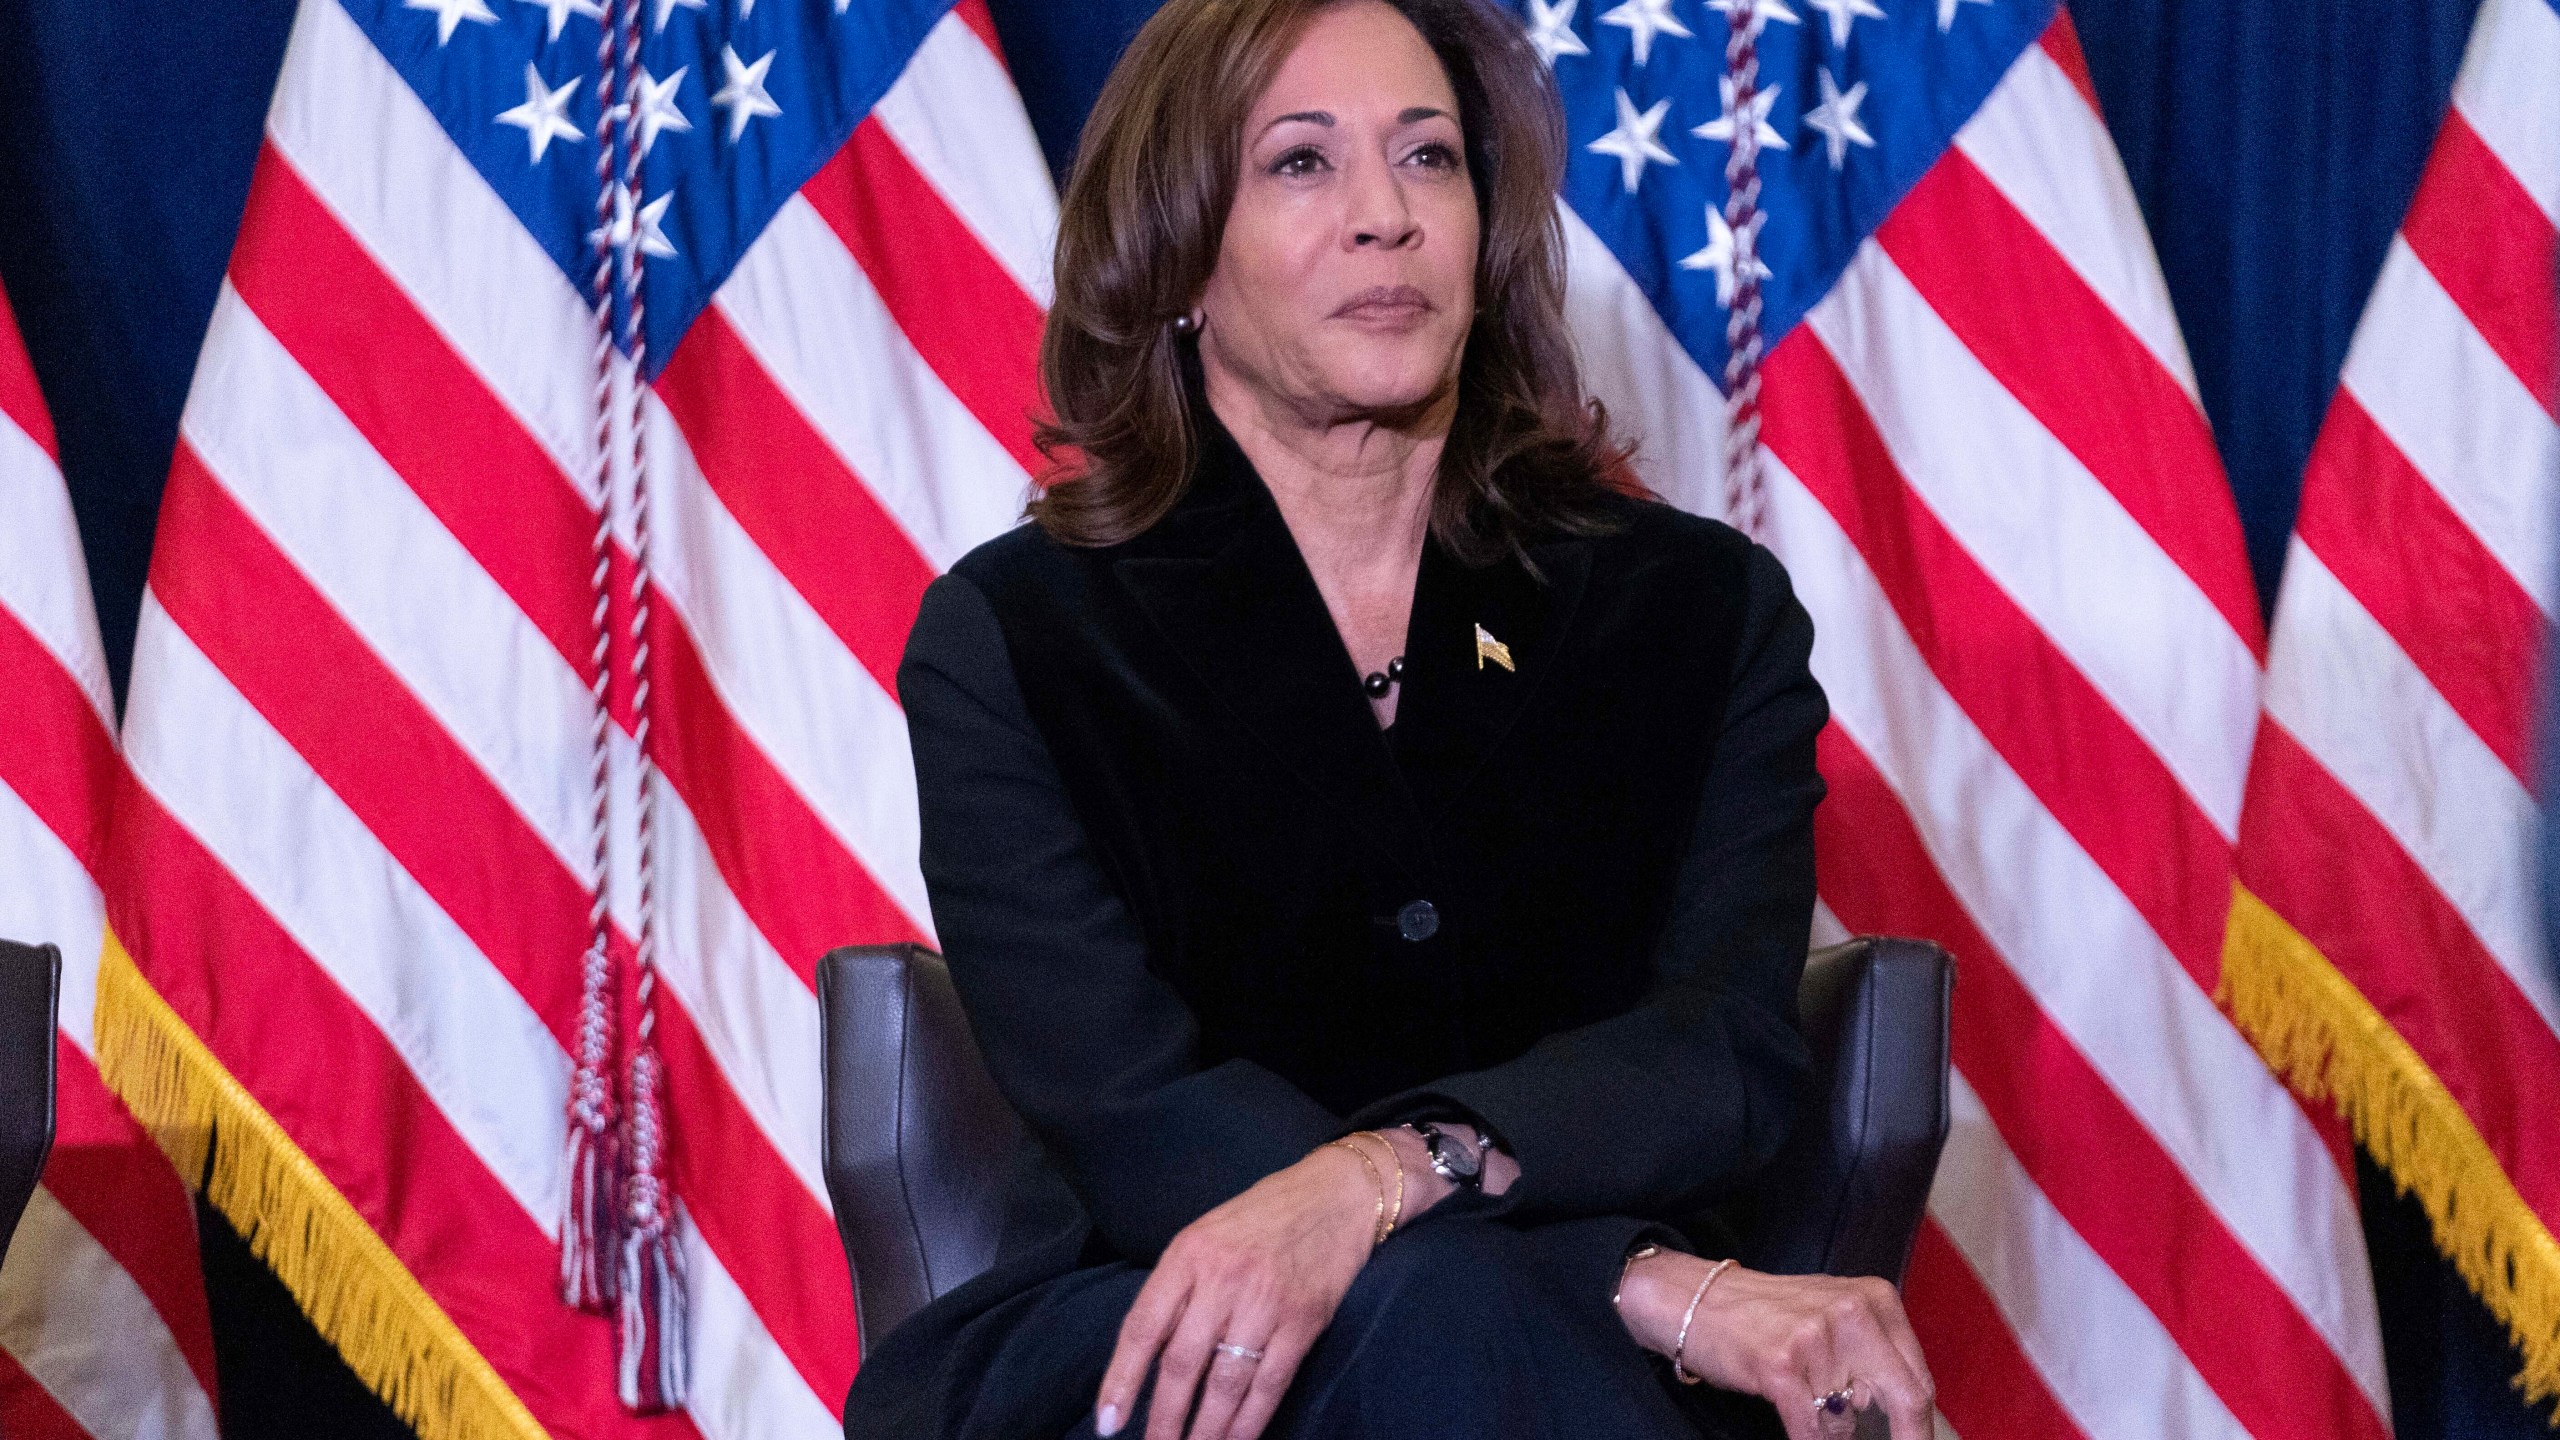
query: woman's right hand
1096 1134 1419 1440
1616 1251 1937 1440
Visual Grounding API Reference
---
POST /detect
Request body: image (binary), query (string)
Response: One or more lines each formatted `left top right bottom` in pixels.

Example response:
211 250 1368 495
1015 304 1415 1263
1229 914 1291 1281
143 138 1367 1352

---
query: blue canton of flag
1525 0 2051 388
360 0 954 369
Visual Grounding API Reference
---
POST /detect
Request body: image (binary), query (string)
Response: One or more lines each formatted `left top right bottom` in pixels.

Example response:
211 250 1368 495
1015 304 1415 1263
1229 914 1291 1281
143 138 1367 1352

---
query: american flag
0 290 220 1438
97 0 1051 1432
1530 0 2395 1434
2225 0 2560 1406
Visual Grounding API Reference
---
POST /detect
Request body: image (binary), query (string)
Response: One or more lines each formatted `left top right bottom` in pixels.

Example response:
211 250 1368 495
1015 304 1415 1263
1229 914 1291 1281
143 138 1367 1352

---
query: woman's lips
1332 285 1433 321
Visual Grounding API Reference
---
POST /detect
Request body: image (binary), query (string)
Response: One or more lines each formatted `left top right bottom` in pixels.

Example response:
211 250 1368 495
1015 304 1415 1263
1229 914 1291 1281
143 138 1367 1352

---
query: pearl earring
1171 311 1200 334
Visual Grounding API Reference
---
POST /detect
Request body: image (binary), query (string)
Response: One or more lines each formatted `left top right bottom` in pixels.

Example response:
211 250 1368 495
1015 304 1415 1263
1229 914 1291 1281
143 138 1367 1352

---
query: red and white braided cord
561 0 687 1407
611 0 687 1402
561 0 626 1319
1721 0 1768 540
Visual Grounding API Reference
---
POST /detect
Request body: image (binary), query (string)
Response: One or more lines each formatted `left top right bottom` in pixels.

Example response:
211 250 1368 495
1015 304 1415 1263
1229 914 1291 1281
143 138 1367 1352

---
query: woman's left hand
1095 1127 1460 1440
1618 1252 1936 1440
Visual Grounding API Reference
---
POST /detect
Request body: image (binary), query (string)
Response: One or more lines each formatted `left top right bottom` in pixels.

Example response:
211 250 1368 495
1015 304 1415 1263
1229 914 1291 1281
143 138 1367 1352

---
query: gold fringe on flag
92 929 550 1440
2221 882 2560 1413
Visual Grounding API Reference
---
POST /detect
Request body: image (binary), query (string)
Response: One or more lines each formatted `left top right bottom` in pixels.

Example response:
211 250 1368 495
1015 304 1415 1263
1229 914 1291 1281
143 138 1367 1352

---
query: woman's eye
1407 141 1461 170
1270 147 1329 177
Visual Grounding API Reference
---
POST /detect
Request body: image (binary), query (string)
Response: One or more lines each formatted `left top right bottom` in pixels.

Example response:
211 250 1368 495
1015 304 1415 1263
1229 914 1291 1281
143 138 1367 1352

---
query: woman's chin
1313 359 1460 421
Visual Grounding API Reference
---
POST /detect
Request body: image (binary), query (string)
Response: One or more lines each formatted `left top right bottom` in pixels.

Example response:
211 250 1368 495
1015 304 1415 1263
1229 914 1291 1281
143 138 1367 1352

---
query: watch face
1430 1131 1482 1178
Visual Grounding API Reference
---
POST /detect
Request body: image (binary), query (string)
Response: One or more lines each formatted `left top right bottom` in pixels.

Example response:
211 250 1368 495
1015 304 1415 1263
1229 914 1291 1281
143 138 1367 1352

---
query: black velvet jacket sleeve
900 570 1347 1263
1343 544 1824 1224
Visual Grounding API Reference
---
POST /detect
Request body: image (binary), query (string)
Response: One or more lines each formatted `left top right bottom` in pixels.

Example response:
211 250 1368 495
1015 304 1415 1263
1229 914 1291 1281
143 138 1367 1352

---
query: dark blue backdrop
0 0 2544 1433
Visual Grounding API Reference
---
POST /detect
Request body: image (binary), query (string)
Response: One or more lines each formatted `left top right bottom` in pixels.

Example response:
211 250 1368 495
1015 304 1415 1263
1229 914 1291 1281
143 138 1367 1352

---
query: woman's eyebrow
1258 110 1335 137
1254 105 1452 140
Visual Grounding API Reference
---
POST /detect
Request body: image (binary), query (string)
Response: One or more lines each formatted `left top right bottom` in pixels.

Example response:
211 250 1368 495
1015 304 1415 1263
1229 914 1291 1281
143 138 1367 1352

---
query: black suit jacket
844 410 1827 1432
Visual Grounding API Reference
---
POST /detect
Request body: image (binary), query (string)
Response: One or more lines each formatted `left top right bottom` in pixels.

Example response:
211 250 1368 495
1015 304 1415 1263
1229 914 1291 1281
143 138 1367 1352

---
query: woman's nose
1347 163 1422 249
1351 217 1421 248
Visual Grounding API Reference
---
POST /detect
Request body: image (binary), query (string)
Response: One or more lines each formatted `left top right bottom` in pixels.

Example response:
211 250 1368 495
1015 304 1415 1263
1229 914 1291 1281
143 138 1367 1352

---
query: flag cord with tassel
561 0 627 1323
563 0 688 1410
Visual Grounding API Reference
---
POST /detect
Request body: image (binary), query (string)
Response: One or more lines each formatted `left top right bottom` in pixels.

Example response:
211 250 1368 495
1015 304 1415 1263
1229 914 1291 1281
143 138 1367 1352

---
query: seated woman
842 0 1937 1436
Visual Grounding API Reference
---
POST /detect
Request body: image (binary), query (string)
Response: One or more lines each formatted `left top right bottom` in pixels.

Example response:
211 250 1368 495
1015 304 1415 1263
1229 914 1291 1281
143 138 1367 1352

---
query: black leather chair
0 939 64 1273
820 935 1952 1362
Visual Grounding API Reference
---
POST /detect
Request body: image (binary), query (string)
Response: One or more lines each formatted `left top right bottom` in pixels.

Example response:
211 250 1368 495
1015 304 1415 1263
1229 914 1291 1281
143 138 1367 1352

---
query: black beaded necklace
1361 655 1406 698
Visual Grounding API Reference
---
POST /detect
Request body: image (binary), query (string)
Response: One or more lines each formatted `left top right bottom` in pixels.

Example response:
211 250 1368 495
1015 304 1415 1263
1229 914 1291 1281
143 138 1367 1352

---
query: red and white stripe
109 0 1051 1430
2238 0 2560 1335
0 290 220 1438
1566 14 2391 1439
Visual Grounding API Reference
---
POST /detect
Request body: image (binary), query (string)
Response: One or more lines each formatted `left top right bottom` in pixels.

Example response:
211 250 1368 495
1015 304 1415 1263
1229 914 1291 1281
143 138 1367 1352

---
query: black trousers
942 1190 1772 1440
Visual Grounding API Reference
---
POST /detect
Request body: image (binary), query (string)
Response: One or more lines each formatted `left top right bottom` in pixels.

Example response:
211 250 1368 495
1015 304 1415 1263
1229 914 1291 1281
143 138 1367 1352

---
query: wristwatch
1405 1120 1490 1190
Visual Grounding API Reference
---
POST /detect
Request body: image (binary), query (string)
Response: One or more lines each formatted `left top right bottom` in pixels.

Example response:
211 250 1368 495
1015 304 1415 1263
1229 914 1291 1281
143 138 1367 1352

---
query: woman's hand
1096 1130 1443 1440
1616 1251 1936 1440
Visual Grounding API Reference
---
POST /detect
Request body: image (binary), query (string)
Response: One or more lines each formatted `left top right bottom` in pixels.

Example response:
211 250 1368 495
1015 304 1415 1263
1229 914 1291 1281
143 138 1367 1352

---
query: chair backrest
0 939 64 1272
819 936 1952 1357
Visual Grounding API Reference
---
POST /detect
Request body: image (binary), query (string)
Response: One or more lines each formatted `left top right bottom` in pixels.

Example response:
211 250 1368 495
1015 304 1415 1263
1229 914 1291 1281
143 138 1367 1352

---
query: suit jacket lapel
1116 424 1435 876
1393 529 1592 820
1114 413 1593 875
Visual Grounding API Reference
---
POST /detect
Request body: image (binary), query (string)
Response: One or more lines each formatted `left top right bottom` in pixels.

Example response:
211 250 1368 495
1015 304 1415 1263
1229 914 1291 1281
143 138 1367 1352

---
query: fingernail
1096 1402 1123 1437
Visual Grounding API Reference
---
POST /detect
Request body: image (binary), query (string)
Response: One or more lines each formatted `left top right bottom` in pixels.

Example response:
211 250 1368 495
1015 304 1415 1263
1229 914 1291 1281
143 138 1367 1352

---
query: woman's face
1197 1 1480 426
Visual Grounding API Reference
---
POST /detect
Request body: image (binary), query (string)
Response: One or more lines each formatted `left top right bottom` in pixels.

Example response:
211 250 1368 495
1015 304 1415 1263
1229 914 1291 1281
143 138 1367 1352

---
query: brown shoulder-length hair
1025 0 1636 567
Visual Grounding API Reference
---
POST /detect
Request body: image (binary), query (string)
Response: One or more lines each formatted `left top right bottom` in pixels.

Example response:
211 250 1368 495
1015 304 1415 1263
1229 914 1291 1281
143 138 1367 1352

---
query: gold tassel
92 930 550 1440
2221 883 2560 1414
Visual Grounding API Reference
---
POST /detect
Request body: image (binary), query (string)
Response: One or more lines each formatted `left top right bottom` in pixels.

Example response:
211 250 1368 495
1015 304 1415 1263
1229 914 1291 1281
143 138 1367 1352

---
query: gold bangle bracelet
1671 1258 1735 1385
1322 1138 1391 1247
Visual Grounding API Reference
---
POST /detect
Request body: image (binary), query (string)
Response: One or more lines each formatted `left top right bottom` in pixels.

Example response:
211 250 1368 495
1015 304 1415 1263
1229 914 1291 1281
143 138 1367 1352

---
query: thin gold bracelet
1671 1258 1735 1385
1350 1130 1407 1238
1322 1138 1392 1246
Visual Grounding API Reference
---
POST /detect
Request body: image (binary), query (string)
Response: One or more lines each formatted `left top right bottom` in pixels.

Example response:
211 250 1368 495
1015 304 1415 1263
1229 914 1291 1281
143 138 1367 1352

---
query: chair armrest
1736 936 1953 1285
0 939 63 1271
818 943 1023 1358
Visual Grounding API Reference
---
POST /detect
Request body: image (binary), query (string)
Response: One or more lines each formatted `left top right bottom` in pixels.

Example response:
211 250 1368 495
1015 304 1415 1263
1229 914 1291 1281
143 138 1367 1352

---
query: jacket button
1396 900 1440 942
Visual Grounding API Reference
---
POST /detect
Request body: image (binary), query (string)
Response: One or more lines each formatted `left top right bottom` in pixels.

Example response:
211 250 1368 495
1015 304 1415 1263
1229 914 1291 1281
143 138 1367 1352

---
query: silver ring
1815 1385 1856 1416
1214 1342 1265 1363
